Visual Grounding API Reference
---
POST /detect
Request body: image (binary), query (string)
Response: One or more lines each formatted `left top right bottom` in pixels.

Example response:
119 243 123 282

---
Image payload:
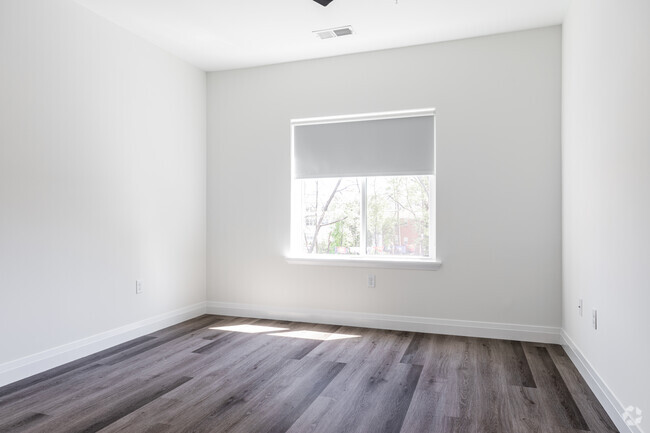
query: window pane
300 178 361 255
366 176 430 257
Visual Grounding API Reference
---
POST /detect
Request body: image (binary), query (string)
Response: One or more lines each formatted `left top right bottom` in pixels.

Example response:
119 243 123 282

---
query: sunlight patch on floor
210 324 290 333
268 330 360 341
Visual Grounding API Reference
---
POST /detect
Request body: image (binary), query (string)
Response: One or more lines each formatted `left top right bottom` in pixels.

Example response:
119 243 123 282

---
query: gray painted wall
0 0 207 365
207 27 562 329
563 0 650 423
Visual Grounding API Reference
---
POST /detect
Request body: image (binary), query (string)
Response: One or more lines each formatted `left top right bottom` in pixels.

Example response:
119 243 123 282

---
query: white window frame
287 109 441 270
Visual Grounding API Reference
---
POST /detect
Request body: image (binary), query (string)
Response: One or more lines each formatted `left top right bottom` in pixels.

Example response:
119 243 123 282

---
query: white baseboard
206 301 561 344
560 330 644 433
0 302 207 388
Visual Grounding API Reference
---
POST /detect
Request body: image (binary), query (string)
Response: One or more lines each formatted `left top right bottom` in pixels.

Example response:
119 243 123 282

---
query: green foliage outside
303 176 430 257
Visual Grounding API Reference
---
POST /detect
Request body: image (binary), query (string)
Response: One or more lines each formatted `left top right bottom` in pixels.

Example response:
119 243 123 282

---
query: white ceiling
75 0 569 72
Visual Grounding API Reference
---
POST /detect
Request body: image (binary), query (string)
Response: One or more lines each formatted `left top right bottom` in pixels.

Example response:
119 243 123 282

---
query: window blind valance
293 113 435 179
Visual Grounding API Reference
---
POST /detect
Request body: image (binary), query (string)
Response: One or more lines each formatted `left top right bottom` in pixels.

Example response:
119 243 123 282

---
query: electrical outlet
578 298 583 317
136 280 143 294
592 309 598 330
367 274 376 288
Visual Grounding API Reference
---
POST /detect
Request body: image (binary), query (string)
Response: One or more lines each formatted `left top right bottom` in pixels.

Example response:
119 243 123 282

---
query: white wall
0 0 206 367
563 0 650 425
207 27 562 333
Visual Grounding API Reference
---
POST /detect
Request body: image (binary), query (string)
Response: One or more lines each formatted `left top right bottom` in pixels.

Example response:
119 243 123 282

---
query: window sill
285 255 442 270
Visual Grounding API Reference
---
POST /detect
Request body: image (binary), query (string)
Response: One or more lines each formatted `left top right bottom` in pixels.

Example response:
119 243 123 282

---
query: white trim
291 108 436 127
430 117 437 257
360 177 367 254
286 255 442 270
206 301 560 344
560 330 644 433
0 302 207 388
429 174 437 259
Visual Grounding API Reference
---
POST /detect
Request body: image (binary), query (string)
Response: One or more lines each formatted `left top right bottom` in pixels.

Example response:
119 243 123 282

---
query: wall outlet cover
578 298 583 316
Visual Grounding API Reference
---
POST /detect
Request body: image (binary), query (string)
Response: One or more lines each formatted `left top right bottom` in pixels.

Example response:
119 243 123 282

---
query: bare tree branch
337 183 358 193
307 178 343 253
415 177 429 197
387 194 418 219
319 216 347 227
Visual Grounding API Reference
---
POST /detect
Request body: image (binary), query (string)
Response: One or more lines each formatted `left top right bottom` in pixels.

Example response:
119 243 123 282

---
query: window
290 109 437 267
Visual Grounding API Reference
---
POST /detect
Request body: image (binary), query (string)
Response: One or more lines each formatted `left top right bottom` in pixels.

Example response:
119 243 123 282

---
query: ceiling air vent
313 26 353 40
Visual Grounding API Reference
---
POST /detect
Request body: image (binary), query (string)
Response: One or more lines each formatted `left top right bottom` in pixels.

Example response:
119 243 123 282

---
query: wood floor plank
398 368 447 432
98 398 181 433
398 334 464 432
423 335 469 420
507 340 537 388
229 360 346 433
536 346 589 431
501 385 542 433
450 338 512 433
399 333 425 365
449 337 476 430
546 344 619 433
523 343 591 431
27 375 192 433
139 423 172 433
385 363 423 432
303 358 423 432
400 414 457 433
285 396 338 433
0 412 48 433
475 339 504 433
1 315 619 433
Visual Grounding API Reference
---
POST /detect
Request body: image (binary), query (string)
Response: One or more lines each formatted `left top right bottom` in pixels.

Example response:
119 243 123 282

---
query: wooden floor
0 315 618 433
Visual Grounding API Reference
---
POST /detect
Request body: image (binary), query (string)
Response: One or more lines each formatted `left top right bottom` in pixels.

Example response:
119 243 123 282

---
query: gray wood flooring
0 315 619 433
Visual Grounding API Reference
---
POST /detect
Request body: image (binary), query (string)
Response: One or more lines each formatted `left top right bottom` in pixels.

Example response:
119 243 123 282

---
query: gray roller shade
293 114 434 179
